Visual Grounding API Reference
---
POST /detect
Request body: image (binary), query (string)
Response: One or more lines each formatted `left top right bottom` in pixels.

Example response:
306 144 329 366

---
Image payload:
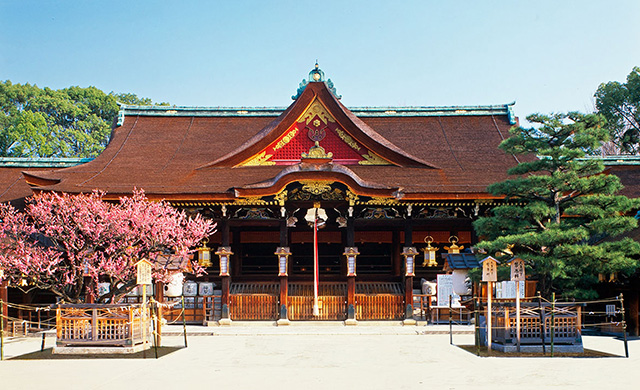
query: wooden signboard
481 256 499 282
135 259 153 285
510 257 525 282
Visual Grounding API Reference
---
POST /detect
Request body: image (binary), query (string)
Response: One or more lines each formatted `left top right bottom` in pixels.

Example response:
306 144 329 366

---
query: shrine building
3 64 525 323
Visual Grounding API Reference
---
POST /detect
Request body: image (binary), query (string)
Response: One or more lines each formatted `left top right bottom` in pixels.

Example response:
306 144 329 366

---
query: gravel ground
0 325 637 390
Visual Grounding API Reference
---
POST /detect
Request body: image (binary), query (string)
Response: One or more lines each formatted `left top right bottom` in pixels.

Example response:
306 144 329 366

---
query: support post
220 275 231 326
0 279 7 332
346 276 357 325
551 292 555 357
155 281 163 346
474 296 480 356
449 295 453 345
538 292 546 354
487 281 492 354
0 299 4 361
277 275 289 326
620 293 629 358
516 282 521 352
181 295 188 348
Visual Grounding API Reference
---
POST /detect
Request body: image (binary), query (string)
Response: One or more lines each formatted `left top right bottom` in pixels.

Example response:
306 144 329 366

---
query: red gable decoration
239 99 389 166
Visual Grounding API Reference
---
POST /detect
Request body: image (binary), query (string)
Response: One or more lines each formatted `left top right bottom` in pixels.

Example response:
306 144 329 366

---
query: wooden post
91 308 98 342
550 292 555 357
278 275 289 325
487 281 492 353
0 299 4 361
538 292 546 354
449 295 453 345
347 276 356 317
181 295 188 348
516 283 521 352
155 281 163 346
620 294 629 358
474 296 480 356
221 275 230 320
504 306 510 345
0 280 8 332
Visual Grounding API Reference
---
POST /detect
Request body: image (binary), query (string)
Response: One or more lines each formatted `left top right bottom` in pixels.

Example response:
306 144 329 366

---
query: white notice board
437 274 461 307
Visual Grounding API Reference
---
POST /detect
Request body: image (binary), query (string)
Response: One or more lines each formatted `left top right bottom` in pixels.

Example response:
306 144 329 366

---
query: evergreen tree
474 112 640 299
0 81 167 158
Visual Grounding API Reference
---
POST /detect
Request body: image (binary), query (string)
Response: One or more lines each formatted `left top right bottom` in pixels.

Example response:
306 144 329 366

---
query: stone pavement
0 323 638 390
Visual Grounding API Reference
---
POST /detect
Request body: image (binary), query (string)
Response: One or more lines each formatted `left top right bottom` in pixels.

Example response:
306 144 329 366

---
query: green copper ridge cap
580 155 640 165
292 62 341 100
118 103 515 123
0 157 93 168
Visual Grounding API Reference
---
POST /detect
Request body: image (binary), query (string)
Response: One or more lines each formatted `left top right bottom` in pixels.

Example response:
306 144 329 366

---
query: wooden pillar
277 220 290 325
392 230 401 276
402 215 415 325
220 276 231 324
221 219 230 246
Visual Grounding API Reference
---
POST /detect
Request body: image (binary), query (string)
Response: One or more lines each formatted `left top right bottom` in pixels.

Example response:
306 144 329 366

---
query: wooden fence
287 296 347 320
491 303 581 346
356 294 404 320
56 304 150 347
230 294 278 320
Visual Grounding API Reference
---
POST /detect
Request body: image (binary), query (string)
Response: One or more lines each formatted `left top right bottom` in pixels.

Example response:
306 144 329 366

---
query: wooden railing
230 294 278 320
492 303 581 345
56 304 150 347
287 296 347 320
356 294 404 320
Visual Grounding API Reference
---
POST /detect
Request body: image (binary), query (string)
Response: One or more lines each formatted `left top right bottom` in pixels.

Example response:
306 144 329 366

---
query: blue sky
1 0 639 123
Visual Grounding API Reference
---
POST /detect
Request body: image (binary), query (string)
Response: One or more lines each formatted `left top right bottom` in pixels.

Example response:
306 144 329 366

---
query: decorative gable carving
237 98 392 167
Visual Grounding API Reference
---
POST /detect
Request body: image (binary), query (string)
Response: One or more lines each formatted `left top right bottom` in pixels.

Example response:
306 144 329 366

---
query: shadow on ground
8 346 183 360
456 345 621 358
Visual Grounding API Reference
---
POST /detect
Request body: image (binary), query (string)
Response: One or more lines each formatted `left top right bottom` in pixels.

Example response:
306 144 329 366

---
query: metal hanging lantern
445 236 463 254
343 247 359 277
401 247 419 277
275 247 292 277
197 239 212 268
422 236 439 267
215 246 233 276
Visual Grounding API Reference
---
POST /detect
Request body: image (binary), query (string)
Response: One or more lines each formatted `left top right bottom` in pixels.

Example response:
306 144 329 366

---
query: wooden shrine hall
8 64 523 323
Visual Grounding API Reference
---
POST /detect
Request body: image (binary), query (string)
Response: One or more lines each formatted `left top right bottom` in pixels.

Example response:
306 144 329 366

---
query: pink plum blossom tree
0 189 215 303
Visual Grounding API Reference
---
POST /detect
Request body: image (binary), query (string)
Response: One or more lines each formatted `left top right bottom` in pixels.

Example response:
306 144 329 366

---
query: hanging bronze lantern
197 239 212 268
445 236 463 254
422 236 439 267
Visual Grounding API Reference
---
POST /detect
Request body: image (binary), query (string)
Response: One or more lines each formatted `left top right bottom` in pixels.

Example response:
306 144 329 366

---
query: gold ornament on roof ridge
298 99 335 125
301 141 333 160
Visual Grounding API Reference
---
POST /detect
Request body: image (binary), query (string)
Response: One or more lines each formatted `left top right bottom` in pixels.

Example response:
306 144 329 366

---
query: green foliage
0 81 167 158
595 66 640 154
474 112 640 299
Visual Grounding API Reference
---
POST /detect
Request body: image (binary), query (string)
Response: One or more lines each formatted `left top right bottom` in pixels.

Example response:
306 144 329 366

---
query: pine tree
474 112 640 299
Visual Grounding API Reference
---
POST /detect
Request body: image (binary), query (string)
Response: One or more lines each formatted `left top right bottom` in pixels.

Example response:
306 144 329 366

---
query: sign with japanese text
510 257 525 282
136 259 152 285
482 257 498 282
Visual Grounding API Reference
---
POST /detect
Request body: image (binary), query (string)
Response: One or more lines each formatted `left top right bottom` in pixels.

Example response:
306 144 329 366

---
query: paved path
0 325 637 390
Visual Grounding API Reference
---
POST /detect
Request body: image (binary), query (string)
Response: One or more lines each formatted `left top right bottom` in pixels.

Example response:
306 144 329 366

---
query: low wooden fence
56 304 150 347
491 303 581 346
287 296 347 320
230 294 278 320
356 294 403 320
